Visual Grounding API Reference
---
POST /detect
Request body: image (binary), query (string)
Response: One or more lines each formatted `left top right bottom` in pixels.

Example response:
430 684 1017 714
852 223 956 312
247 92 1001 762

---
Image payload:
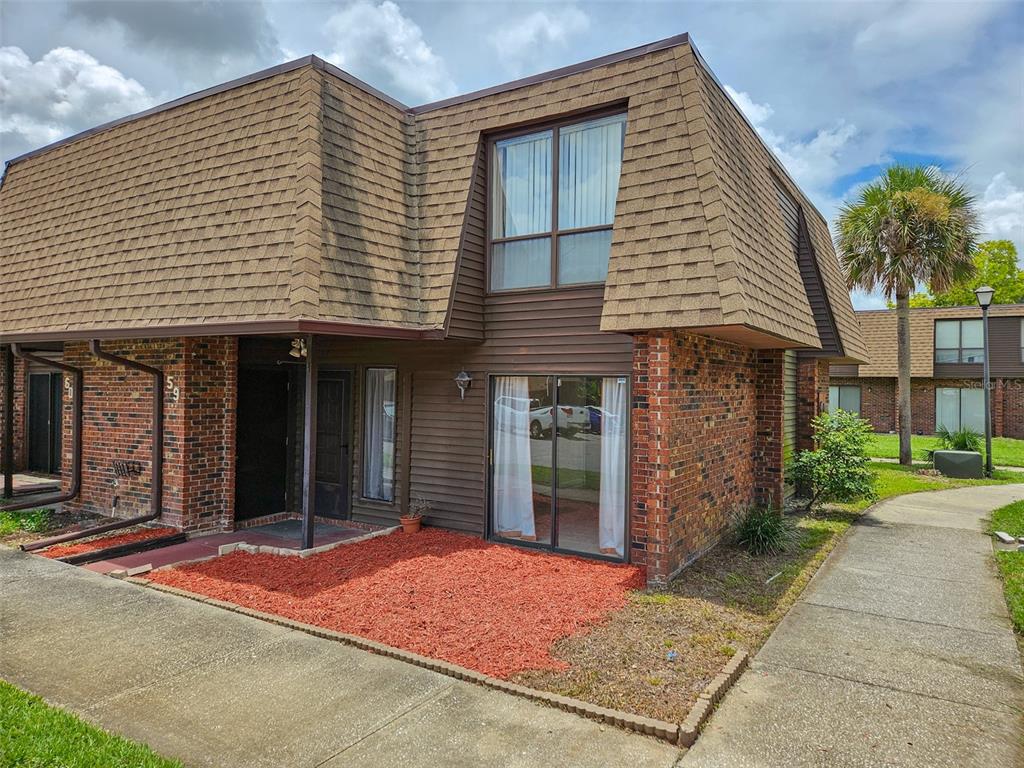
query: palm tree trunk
896 291 913 466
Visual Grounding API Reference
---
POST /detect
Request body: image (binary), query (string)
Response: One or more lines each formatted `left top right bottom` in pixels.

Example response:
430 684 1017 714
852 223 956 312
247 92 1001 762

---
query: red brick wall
796 358 829 451
830 376 896 433
755 350 785 506
1000 380 1024 439
61 337 236 531
0 354 27 473
630 330 783 585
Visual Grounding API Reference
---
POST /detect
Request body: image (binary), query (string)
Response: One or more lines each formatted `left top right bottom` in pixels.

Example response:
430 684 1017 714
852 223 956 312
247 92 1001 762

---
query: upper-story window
489 112 627 292
935 319 984 363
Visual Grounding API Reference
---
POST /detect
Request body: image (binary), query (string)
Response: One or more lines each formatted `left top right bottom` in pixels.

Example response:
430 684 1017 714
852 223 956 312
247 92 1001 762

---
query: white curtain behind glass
961 389 986 434
491 132 552 238
493 376 536 537
558 114 626 230
599 377 627 556
363 368 395 501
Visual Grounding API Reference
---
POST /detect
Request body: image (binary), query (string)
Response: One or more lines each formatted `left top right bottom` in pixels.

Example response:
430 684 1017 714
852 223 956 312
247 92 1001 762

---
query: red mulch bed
148 529 643 678
41 527 179 559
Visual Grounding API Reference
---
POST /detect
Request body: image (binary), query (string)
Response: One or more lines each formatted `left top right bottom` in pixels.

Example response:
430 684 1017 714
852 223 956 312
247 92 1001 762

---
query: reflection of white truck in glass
492 396 588 438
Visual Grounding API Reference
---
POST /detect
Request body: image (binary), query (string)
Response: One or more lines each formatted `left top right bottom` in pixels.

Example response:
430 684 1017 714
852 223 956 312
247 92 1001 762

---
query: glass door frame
485 372 631 563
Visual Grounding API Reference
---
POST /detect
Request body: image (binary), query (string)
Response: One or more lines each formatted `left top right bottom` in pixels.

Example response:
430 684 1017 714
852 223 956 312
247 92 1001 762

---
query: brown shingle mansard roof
0 34 866 359
850 305 1024 378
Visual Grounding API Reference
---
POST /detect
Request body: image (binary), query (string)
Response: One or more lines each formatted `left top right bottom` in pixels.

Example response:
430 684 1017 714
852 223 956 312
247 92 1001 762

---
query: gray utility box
933 450 984 479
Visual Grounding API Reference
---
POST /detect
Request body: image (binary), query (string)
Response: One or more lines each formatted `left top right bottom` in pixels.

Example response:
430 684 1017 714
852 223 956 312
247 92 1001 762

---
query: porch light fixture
454 370 472 400
289 338 308 359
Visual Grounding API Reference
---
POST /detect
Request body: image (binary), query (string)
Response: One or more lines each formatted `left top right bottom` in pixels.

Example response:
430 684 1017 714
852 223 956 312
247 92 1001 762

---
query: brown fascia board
3 33 692 172
0 320 446 345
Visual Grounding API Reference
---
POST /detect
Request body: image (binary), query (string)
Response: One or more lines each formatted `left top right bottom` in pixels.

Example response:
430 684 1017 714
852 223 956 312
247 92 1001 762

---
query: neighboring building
0 34 865 584
830 305 1024 437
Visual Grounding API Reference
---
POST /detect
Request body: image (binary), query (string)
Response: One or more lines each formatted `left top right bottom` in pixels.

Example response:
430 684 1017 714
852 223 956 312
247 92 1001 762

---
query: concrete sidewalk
684 484 1024 768
0 548 680 768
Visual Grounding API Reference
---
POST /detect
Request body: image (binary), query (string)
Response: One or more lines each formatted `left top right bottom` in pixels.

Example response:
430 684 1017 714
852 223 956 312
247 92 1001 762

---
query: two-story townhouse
830 305 1024 438
0 34 865 584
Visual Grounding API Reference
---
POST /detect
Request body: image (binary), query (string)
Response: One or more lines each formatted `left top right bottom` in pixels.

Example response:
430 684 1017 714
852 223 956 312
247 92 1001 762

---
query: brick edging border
124 576 747 747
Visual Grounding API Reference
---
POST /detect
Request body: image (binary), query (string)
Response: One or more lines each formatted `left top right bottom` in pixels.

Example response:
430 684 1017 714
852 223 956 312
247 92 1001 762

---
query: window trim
485 107 627 295
934 318 984 364
360 365 398 504
485 371 632 563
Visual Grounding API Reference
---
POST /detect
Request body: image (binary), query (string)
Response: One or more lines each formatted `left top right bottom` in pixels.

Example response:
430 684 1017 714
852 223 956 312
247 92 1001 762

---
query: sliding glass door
491 374 628 559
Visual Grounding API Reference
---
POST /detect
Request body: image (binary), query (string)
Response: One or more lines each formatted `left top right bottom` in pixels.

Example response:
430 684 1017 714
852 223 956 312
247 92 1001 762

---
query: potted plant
400 496 430 534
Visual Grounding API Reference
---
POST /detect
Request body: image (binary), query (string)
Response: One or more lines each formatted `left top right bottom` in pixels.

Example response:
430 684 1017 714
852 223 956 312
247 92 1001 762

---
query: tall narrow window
490 113 626 291
363 368 396 501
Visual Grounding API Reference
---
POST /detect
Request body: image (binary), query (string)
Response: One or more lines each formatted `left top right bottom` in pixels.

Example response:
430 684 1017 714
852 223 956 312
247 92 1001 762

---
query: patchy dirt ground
0 508 105 549
513 510 857 722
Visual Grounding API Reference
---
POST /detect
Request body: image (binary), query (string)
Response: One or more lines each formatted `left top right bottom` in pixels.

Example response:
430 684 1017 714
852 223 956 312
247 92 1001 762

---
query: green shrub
790 410 876 510
936 425 983 453
733 505 796 556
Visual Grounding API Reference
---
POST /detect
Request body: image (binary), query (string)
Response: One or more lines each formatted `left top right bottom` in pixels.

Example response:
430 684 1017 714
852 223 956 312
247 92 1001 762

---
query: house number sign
112 460 144 478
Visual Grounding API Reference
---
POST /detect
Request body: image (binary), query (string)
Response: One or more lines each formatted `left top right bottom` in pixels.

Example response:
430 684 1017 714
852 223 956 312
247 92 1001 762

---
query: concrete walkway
0 548 680 768
685 484 1024 768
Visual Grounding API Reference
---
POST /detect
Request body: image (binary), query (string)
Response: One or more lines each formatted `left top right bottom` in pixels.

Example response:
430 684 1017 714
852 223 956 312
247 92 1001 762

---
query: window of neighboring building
489 112 627 292
362 367 396 502
828 385 861 414
935 319 984 363
935 387 985 434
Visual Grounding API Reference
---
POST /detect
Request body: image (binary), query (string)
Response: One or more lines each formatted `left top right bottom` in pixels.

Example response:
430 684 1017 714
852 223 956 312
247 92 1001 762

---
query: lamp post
975 285 995 476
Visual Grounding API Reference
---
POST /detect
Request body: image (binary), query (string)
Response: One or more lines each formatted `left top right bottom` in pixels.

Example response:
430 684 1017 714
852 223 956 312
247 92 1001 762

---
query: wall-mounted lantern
289 338 308 359
454 370 472 400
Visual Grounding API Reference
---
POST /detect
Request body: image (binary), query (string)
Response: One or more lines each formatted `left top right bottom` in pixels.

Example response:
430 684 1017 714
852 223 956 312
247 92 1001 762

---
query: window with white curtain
362 368 396 501
935 387 985 433
489 113 627 291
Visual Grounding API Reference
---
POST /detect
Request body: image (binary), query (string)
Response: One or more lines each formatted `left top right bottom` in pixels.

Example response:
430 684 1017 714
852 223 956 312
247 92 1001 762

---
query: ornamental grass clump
733 505 797 556
936 425 983 453
790 409 876 511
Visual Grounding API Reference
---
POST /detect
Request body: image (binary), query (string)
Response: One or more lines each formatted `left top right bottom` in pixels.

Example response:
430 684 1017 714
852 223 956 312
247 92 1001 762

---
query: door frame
27 371 62 475
484 371 631 563
315 368 355 520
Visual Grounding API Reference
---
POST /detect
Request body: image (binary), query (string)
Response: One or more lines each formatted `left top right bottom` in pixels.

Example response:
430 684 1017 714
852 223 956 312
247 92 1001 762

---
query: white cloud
724 84 858 195
322 1 455 104
850 289 889 311
0 46 152 160
980 172 1024 255
488 8 590 74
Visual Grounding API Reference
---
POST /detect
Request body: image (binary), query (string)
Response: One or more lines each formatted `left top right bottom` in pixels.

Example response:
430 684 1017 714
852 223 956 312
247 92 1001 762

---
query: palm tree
836 165 980 466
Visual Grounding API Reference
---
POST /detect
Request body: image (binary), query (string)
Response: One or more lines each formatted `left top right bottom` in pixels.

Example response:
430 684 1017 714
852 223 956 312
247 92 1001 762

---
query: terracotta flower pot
400 515 422 534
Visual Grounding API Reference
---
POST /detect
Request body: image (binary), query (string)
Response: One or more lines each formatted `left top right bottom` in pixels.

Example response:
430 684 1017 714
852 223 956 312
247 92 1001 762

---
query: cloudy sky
1 0 1021 309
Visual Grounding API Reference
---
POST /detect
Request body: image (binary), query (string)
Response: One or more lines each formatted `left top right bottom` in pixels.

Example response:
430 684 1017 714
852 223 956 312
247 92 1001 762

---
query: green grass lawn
0 680 181 768
833 461 1024 513
986 500 1024 636
867 433 1024 467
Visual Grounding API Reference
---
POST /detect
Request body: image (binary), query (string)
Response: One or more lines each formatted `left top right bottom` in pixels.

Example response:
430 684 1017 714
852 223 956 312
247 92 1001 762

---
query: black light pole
975 285 995 476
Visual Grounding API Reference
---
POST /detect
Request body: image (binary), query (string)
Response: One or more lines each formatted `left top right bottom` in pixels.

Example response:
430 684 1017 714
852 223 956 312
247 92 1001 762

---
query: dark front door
27 372 62 474
315 371 352 519
236 368 289 520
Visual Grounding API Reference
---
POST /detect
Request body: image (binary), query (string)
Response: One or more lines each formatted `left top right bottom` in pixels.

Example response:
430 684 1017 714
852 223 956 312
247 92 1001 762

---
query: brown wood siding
933 317 1024 378
408 371 486 532
829 364 858 377
482 288 632 372
446 141 486 340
